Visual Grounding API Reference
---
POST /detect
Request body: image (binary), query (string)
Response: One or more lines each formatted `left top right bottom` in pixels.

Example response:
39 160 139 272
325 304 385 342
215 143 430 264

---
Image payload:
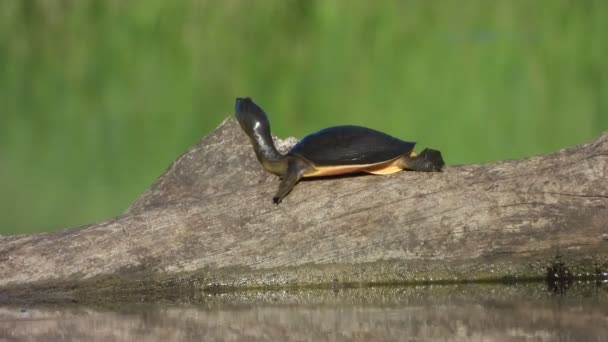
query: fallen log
1 117 607 303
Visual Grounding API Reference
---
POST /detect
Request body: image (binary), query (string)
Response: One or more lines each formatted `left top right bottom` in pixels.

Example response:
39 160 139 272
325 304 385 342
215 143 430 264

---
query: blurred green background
1 0 607 235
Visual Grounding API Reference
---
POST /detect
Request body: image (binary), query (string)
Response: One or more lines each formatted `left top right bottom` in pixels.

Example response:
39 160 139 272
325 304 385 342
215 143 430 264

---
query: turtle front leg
273 158 311 204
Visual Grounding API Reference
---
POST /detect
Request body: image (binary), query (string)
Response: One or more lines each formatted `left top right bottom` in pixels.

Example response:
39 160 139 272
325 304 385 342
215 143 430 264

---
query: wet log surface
1 117 607 304
2 284 608 342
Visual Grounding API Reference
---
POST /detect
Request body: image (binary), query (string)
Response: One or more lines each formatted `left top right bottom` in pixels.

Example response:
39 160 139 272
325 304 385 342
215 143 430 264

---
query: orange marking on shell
304 164 374 177
303 153 414 178
364 163 403 175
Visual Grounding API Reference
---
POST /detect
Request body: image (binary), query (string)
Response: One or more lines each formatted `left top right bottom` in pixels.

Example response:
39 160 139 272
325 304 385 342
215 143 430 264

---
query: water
1 282 607 341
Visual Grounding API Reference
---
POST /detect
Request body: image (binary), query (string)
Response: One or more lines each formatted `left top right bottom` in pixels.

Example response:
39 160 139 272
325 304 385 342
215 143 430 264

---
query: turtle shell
288 125 416 167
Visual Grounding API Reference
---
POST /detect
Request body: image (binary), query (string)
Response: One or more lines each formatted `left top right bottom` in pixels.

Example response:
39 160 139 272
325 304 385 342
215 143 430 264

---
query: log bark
1 117 607 303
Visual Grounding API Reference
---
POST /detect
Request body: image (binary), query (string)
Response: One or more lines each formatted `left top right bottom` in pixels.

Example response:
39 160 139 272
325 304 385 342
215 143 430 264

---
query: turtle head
234 97 271 140
234 97 286 174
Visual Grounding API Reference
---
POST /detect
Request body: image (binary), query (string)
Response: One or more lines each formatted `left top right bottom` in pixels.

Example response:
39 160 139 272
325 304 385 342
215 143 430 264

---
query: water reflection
1 282 607 341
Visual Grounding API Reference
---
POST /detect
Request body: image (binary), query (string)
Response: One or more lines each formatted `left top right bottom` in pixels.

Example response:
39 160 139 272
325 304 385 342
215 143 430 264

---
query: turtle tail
404 148 445 172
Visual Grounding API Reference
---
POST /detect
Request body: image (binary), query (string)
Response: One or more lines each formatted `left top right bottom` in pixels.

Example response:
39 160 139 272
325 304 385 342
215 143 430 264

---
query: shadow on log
1 117 607 303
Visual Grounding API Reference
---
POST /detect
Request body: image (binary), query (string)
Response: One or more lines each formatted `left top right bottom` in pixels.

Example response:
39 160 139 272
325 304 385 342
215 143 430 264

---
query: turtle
234 97 444 204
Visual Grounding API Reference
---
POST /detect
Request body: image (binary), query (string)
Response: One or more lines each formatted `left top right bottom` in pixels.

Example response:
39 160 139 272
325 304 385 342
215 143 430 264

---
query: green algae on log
1 117 607 303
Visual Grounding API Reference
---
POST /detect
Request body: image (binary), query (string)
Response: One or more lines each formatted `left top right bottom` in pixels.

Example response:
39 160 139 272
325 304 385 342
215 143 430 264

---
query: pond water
1 282 607 341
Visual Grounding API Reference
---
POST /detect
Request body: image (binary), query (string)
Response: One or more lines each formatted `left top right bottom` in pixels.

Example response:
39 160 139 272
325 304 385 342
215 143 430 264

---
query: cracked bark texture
0 117 607 300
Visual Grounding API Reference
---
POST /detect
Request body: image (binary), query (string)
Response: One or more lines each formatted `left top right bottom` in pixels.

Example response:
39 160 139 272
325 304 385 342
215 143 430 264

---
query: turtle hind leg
273 158 311 204
399 148 445 172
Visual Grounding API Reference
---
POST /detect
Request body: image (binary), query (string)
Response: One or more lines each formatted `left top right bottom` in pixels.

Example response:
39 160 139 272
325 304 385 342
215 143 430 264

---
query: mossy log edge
1 117 607 304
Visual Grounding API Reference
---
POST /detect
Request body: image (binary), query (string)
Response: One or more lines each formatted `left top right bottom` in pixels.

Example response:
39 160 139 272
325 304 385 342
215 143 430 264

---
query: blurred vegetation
0 0 607 234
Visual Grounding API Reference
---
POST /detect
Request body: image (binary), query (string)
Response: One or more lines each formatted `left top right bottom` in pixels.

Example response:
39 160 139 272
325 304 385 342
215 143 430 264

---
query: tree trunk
1 117 607 303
